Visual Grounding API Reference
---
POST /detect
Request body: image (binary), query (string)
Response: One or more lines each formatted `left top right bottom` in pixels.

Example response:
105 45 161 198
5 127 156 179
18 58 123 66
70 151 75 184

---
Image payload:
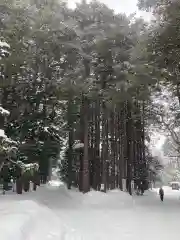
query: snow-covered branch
0 106 10 116
0 41 10 49
0 40 10 58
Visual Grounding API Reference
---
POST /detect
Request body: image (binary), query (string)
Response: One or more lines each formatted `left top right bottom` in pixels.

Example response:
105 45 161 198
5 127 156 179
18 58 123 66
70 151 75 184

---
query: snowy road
1 182 180 240
35 184 180 240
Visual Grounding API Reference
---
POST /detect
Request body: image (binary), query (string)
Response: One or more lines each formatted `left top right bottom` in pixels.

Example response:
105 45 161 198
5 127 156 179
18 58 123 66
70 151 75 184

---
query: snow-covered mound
0 200 78 240
58 187 135 210
48 172 134 209
82 189 134 208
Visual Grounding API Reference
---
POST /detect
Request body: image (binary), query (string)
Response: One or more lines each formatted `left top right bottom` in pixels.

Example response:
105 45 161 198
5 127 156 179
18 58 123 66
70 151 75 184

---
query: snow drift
81 189 134 208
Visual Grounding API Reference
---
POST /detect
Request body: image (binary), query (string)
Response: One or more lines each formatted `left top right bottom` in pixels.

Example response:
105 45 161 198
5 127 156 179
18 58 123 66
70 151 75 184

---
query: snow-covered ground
0 200 71 240
0 180 180 240
151 186 180 199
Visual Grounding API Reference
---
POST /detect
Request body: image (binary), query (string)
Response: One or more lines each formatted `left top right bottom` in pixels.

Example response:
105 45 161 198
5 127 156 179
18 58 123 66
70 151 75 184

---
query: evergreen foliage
0 0 177 194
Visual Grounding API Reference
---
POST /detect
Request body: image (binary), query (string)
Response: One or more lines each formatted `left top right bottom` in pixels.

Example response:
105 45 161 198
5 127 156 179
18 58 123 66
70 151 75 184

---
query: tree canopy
0 0 178 192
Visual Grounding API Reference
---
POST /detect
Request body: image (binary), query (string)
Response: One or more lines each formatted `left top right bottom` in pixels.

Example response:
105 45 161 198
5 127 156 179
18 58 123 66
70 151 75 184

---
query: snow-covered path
35 185 180 240
1 182 180 240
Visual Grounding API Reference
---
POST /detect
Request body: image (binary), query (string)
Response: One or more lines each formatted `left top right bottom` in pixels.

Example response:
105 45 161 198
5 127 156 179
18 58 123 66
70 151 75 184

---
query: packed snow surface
1 181 180 240
0 200 67 240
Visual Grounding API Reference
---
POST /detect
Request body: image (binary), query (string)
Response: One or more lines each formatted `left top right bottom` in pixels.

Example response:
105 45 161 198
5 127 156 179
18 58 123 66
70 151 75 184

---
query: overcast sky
68 0 151 20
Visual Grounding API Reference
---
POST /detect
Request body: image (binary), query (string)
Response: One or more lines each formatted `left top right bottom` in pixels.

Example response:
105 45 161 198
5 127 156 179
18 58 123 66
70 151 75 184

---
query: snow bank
62 187 134 209
0 200 72 240
49 172 134 209
81 189 134 208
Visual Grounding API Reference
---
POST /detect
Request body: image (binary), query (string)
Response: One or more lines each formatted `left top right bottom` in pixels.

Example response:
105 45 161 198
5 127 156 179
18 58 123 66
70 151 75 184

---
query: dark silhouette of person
159 187 164 201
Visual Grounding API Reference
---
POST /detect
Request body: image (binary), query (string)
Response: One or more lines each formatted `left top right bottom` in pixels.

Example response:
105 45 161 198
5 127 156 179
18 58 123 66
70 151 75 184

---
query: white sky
68 0 152 21
155 135 166 149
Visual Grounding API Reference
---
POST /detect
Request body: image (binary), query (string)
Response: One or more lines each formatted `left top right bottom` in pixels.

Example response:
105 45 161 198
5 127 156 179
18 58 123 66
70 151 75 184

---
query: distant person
159 187 164 201
140 182 144 195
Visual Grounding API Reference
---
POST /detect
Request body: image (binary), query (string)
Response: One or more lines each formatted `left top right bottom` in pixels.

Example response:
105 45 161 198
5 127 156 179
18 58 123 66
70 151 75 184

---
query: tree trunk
110 109 116 189
23 179 30 192
82 96 90 193
126 102 133 195
67 94 74 190
94 99 101 190
16 178 23 194
101 100 108 192
117 108 123 190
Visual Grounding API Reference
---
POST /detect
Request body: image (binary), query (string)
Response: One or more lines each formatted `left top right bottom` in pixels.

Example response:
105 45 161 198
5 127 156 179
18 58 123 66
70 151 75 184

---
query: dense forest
0 0 179 195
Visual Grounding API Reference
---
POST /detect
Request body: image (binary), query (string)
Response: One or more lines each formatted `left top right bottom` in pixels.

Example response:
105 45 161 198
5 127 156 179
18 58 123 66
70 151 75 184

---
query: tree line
1 0 177 194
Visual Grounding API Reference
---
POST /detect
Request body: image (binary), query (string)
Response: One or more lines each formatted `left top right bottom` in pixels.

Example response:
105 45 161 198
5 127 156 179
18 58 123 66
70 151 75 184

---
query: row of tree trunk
2 169 41 194
67 94 147 194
